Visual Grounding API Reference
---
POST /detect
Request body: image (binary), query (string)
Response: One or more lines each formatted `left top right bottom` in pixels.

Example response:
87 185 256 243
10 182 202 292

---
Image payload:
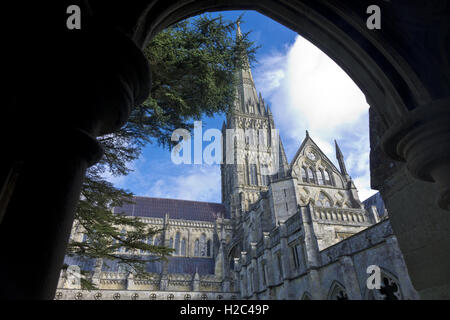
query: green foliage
66 14 258 289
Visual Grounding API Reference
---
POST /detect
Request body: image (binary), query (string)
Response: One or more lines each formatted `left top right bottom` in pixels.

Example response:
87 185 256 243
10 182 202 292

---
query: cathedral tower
221 22 288 223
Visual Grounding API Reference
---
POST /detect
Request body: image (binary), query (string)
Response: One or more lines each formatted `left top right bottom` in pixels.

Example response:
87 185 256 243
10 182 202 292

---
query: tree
64 14 258 289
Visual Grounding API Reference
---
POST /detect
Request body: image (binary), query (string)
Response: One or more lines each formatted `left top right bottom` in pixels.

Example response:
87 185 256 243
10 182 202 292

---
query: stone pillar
338 256 362 300
239 251 248 298
370 104 450 299
250 242 259 296
385 235 420 300
233 257 241 293
300 204 321 268
262 232 275 299
278 221 292 299
0 20 150 299
300 204 323 299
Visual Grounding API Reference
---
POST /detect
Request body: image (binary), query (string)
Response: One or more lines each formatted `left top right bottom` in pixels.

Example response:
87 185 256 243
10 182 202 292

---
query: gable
289 134 341 175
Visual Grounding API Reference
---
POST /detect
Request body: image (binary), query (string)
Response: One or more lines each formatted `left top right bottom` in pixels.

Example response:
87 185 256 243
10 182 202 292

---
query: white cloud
254 35 377 201
144 165 221 203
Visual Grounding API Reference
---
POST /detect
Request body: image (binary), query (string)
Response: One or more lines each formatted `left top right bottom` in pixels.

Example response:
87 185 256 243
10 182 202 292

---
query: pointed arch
180 238 186 256
365 268 403 300
328 281 349 300
300 292 312 300
307 167 315 184
317 191 333 207
175 232 181 255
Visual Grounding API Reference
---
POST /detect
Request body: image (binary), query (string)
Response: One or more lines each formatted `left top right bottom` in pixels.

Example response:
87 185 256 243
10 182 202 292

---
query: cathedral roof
113 196 228 222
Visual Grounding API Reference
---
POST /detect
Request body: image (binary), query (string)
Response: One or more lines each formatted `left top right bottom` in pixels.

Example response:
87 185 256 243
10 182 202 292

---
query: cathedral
56 25 419 300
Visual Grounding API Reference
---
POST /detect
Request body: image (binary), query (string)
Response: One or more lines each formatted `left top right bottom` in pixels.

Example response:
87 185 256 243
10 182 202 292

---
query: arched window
154 236 160 246
169 238 173 249
200 234 207 256
175 232 181 255
328 282 348 300
194 239 199 256
319 193 332 207
301 167 307 183
368 272 402 300
307 168 315 184
318 169 324 184
323 170 331 185
207 240 212 257
181 238 186 256
249 164 257 185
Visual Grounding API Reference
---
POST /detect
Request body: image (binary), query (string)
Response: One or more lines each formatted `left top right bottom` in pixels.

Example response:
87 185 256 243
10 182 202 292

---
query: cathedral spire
335 140 349 177
233 21 259 114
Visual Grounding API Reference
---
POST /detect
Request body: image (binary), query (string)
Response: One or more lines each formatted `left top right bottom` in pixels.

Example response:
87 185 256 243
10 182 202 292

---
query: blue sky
105 10 376 203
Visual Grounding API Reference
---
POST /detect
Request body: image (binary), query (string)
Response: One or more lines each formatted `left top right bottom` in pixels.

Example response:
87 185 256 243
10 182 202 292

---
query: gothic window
328 282 349 300
323 170 331 185
207 239 212 257
154 236 160 246
250 164 257 185
194 239 200 256
317 169 324 185
319 193 331 207
169 237 173 249
200 234 207 256
368 274 402 300
261 164 269 185
175 232 181 255
245 159 250 184
291 245 300 269
261 262 267 286
277 253 284 281
307 167 315 184
181 238 186 256
301 167 307 183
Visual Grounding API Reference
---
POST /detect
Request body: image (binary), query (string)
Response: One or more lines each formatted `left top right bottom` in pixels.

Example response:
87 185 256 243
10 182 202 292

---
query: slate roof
64 255 215 275
363 192 386 217
113 196 228 222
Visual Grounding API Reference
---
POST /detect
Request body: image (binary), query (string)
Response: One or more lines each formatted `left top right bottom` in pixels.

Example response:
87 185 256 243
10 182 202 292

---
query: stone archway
2 1 449 299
